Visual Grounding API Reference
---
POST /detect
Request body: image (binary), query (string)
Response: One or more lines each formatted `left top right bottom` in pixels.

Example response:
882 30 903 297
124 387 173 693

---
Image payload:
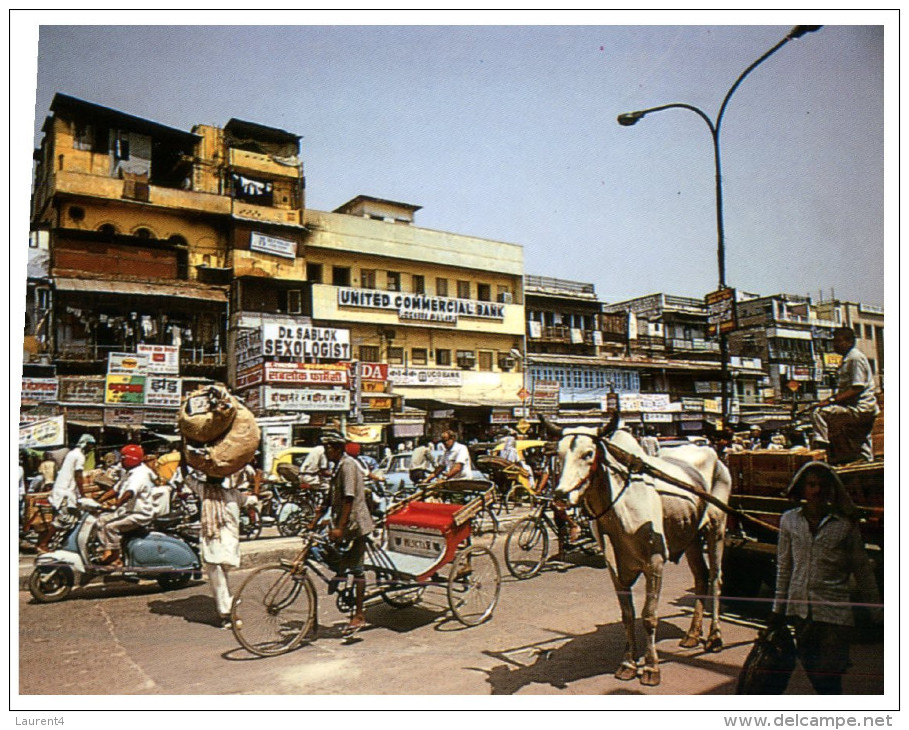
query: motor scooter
28 497 201 603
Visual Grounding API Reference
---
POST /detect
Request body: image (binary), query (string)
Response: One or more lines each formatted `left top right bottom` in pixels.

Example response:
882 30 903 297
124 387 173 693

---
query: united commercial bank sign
338 287 505 324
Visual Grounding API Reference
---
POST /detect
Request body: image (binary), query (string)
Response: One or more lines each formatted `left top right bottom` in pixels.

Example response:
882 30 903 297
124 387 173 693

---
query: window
73 122 93 151
387 271 401 292
412 348 428 365
864 324 874 341
307 263 323 283
435 349 451 366
387 347 404 365
477 284 491 302
286 289 303 314
332 266 351 287
361 269 376 289
412 274 425 294
478 350 493 371
359 345 380 362
436 278 448 297
457 280 471 299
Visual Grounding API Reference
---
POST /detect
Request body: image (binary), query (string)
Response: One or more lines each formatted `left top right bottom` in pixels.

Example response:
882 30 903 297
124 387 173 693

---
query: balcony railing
56 342 225 368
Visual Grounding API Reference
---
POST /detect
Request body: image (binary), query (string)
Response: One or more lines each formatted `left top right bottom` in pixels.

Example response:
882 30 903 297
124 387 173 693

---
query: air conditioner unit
498 292 514 304
456 352 476 369
501 357 516 370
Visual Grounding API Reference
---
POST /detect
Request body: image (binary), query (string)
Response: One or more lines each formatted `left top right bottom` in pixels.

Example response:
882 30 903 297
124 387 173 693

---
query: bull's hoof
704 634 724 653
679 633 701 649
640 667 661 687
614 663 638 682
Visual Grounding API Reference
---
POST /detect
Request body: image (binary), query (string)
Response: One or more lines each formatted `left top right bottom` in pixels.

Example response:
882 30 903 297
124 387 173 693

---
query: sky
12 10 894 309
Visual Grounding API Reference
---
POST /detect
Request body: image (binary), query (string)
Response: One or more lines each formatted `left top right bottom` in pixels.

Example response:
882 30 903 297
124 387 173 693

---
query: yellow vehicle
269 447 314 477
486 440 549 506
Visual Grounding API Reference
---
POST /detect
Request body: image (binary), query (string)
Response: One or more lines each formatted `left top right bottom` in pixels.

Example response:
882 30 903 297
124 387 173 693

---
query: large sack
184 403 260 478
736 624 797 694
178 384 237 443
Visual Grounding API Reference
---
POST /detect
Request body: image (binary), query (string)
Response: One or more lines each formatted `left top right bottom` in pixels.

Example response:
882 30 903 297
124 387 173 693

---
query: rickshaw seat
386 501 461 532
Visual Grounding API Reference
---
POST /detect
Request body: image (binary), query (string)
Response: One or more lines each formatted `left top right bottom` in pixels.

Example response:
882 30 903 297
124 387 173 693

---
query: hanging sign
20 378 58 404
108 352 150 375
263 386 350 412
19 416 66 449
250 231 298 260
136 344 179 374
705 287 737 336
105 374 147 404
145 376 182 407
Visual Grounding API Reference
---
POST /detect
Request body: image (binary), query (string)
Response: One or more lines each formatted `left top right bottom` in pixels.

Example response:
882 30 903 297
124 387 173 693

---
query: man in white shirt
408 438 435 484
299 444 330 489
430 430 475 481
96 444 158 567
38 434 96 553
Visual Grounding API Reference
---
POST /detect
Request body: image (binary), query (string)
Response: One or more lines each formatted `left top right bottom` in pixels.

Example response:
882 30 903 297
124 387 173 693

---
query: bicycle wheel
277 502 313 537
231 565 317 657
379 571 426 609
506 484 534 510
238 511 262 541
447 546 501 626
470 506 499 547
504 517 550 579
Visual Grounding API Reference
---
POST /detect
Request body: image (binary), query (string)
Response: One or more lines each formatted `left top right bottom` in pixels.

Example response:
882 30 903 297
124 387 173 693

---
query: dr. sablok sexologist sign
261 323 351 360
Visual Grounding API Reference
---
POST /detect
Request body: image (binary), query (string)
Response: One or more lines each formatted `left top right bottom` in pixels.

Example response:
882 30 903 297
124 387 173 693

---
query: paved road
17 527 884 697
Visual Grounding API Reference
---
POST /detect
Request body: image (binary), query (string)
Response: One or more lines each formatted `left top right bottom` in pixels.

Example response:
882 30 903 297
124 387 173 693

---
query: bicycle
504 494 600 579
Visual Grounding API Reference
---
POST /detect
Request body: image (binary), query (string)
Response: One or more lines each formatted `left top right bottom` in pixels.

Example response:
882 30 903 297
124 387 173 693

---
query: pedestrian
408 437 435 484
811 327 879 464
95 444 158 566
768 461 882 694
499 435 519 463
38 451 57 486
38 434 96 553
180 460 259 629
299 443 330 489
429 429 476 481
748 425 763 450
640 427 660 457
310 430 375 635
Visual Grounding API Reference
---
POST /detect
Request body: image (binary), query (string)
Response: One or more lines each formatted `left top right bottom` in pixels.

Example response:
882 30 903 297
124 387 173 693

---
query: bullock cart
230 478 502 657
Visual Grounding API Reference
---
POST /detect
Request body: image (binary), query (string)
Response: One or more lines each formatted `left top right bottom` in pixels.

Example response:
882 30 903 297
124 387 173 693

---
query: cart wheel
447 546 501 626
504 517 550 579
231 565 317 657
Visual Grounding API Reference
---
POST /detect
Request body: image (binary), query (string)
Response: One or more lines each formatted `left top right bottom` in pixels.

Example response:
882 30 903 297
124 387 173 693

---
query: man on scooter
38 433 96 553
95 444 158 567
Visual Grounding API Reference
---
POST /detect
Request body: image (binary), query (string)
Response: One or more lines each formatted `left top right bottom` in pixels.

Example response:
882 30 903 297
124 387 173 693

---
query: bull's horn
596 409 621 440
537 412 563 438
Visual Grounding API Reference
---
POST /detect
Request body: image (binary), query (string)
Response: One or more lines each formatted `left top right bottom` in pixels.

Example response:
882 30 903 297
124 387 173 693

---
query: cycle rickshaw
229 478 502 657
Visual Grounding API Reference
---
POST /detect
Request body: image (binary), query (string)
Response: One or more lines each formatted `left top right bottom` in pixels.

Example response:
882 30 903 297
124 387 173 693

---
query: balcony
53 170 231 215
56 342 225 369
229 148 301 179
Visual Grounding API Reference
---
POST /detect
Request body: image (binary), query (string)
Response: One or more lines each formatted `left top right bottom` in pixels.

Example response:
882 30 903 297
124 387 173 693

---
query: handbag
736 623 798 694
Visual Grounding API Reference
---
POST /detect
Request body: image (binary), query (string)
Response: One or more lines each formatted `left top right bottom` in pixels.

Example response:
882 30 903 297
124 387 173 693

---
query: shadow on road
148 593 221 627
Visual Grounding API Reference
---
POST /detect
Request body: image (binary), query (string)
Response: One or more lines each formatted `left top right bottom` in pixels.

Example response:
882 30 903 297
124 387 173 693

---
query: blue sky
13 11 893 307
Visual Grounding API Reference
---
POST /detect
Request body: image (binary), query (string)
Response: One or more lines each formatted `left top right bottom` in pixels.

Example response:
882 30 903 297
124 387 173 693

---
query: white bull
548 415 731 687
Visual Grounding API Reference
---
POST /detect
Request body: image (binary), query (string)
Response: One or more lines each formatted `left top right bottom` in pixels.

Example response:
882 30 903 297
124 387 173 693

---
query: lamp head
509 347 523 360
617 111 644 127
787 25 822 39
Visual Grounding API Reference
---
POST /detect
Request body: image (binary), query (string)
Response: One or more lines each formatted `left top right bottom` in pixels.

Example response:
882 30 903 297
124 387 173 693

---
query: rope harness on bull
602 439 780 534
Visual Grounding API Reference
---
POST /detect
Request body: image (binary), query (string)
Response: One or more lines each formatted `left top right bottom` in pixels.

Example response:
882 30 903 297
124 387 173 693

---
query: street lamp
617 25 821 428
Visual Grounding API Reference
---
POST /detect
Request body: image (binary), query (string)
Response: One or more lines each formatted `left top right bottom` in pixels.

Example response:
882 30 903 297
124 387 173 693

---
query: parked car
376 451 414 496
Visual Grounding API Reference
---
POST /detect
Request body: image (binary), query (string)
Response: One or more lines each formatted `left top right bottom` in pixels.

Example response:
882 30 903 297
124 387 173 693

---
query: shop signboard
107 352 150 376
58 376 106 404
105 375 146 404
105 407 145 427
640 393 671 411
261 322 351 361
145 376 182 407
236 363 265 389
681 397 704 412
337 287 505 323
263 386 350 412
19 415 66 449
136 344 179 374
389 367 462 387
20 378 58 405
703 398 721 414
20 405 60 425
358 362 388 382
532 380 560 412
643 412 673 423
235 328 264 372
364 397 393 410
264 362 349 387
250 231 297 260
362 381 387 393
705 287 737 336
617 393 642 412
261 423 293 472
62 406 104 425
823 352 843 369
143 408 178 426
694 381 722 394
490 408 514 424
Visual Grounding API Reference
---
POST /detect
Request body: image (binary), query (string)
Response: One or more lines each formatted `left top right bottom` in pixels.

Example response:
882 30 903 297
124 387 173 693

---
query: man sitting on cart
429 429 476 481
311 430 375 635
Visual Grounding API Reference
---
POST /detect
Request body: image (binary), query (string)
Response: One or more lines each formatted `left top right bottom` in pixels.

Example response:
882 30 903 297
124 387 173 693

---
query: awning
54 278 228 303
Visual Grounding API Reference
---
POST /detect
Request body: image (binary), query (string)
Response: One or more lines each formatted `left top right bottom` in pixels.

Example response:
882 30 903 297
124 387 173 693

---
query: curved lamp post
617 25 821 428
